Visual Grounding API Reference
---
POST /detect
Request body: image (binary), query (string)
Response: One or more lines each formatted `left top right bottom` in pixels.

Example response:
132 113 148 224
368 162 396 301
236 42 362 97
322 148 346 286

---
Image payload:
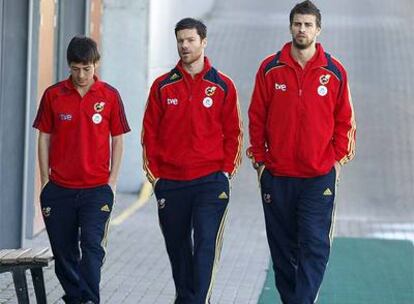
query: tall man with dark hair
142 18 242 304
33 36 130 304
248 1 356 303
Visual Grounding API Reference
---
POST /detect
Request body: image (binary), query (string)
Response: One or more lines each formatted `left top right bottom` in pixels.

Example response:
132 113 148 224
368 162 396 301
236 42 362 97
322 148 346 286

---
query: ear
315 26 321 38
202 37 207 48
94 61 100 69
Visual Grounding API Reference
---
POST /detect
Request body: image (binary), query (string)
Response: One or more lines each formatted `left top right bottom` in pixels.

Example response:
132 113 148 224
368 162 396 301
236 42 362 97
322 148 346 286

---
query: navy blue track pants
154 171 230 304
260 167 337 304
40 181 114 304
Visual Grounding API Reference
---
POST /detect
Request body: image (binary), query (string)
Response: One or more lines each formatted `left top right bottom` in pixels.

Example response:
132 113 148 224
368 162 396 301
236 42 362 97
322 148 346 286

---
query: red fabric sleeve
247 64 268 163
333 65 356 165
141 81 162 182
221 78 243 175
32 90 53 133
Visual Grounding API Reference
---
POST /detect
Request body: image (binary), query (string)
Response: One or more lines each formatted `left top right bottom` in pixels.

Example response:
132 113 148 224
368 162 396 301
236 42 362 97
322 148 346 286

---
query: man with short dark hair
248 1 356 303
142 17 242 304
33 36 130 304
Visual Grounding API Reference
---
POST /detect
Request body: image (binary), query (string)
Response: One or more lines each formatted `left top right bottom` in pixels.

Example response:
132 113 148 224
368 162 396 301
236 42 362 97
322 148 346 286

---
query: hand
152 178 160 189
334 161 341 180
108 181 117 194
41 179 49 191
256 164 266 181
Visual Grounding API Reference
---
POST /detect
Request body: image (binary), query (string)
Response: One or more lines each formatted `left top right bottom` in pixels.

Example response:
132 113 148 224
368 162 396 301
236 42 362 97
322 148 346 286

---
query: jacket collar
176 56 212 80
279 42 327 69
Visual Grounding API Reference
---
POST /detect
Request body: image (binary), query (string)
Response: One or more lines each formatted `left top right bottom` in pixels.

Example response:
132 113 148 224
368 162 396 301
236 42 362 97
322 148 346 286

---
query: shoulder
323 52 348 81
215 69 234 84
258 52 284 76
154 68 183 91
100 81 120 95
203 67 235 94
97 81 124 103
328 54 347 70
43 80 66 98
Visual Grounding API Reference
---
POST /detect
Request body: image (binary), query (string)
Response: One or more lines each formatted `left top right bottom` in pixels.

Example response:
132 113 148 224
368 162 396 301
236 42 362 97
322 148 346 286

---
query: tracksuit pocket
39 181 54 201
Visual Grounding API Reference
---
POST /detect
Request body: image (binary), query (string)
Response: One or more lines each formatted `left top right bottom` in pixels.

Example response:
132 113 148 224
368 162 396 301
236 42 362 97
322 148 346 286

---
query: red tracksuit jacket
142 57 243 182
248 42 356 177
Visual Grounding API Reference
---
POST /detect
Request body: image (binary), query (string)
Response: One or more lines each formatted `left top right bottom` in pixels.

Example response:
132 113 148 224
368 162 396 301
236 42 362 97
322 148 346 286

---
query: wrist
152 178 160 189
41 179 49 187
41 177 49 186
108 177 118 184
253 161 264 170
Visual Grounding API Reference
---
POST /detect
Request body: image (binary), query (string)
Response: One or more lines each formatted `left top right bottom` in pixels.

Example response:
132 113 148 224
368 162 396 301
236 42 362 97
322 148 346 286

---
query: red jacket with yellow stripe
142 57 243 182
248 42 356 177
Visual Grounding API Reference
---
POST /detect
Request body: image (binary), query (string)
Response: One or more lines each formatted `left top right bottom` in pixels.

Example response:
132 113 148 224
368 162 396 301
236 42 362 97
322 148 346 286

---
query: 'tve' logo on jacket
166 98 179 105
59 113 72 121
275 83 287 92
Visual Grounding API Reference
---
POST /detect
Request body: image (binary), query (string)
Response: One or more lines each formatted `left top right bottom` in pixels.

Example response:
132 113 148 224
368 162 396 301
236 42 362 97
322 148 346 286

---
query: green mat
258 238 414 304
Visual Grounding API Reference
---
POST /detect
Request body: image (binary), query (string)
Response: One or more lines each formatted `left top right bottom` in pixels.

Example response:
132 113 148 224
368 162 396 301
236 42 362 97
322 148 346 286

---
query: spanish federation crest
205 86 217 96
319 74 331 85
94 101 105 112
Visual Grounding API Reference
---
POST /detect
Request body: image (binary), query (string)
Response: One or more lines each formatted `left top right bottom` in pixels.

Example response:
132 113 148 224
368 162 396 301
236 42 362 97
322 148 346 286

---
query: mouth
76 79 88 86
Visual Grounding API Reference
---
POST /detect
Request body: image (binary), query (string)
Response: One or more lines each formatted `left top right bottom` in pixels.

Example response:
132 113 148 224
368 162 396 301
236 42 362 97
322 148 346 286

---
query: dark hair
66 36 100 65
290 0 321 28
175 18 207 40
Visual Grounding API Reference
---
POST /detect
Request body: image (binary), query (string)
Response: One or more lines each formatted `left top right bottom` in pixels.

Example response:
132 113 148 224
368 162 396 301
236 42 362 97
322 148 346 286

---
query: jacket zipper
293 67 304 160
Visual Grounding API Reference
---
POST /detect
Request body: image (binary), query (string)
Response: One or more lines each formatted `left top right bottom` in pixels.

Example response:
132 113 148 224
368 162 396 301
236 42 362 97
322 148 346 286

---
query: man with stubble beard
142 18 242 304
247 1 356 303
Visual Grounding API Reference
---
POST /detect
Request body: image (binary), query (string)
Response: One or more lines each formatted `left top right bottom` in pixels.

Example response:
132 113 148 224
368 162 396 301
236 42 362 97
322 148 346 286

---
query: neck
75 82 93 97
183 55 205 78
72 75 95 97
291 43 317 69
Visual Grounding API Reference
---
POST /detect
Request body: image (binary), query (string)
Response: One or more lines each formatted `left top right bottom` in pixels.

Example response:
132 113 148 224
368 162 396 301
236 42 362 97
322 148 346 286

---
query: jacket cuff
246 147 265 163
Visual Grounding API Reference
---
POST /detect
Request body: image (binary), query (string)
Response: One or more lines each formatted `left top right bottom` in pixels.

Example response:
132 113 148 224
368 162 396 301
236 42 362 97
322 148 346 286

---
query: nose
181 40 189 49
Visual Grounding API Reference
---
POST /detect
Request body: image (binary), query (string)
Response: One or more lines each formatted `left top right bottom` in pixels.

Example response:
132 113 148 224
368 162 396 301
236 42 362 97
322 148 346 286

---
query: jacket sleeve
333 67 356 165
141 81 162 183
247 65 268 164
221 79 243 176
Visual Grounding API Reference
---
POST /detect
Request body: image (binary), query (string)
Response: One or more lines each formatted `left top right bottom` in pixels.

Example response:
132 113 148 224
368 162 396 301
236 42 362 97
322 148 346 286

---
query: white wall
148 0 215 83
101 0 149 192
